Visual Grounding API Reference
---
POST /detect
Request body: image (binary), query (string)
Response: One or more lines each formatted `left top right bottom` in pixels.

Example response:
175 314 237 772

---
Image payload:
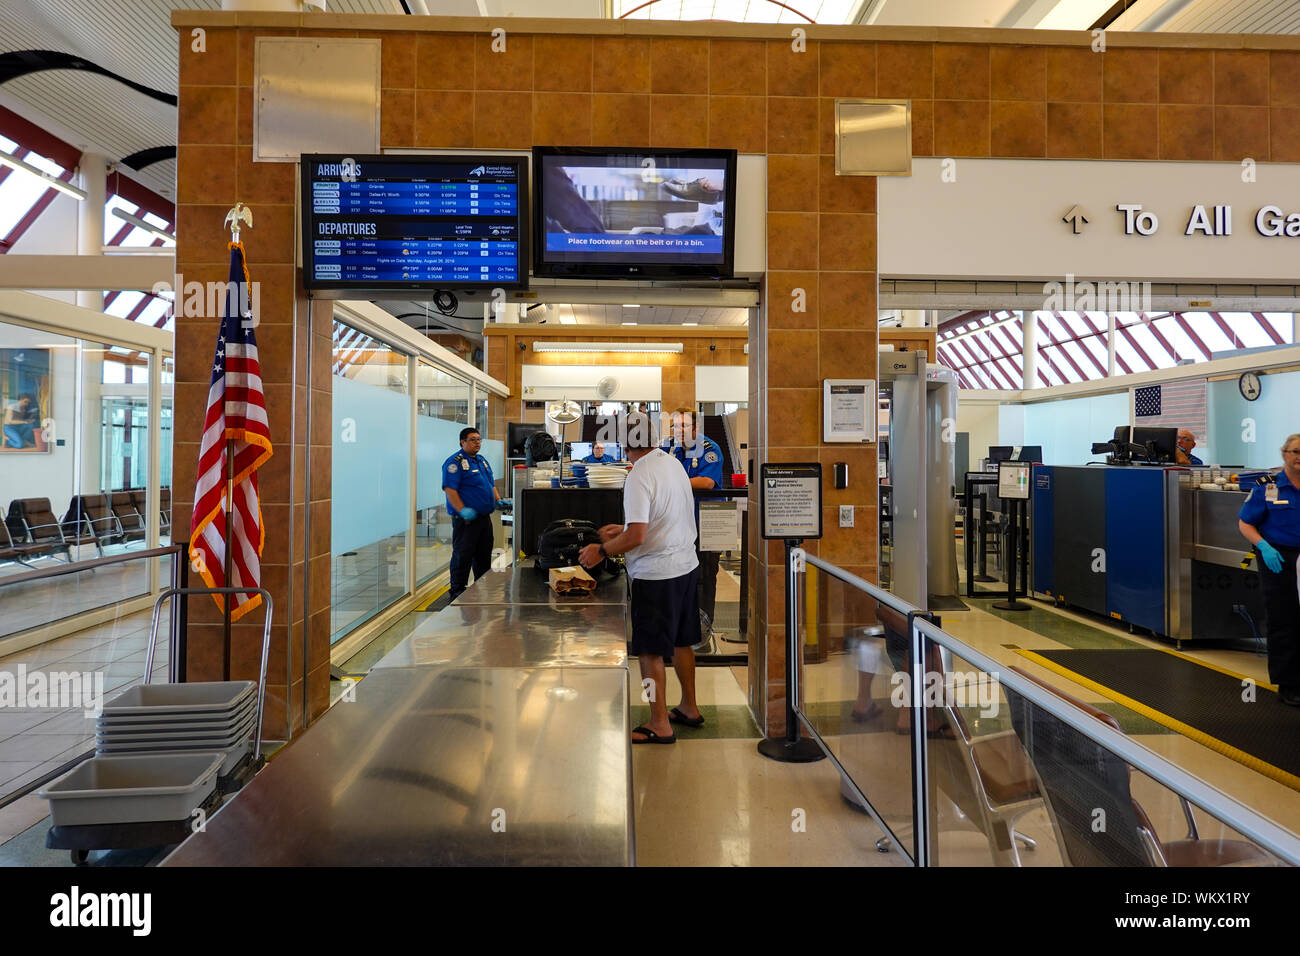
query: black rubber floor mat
1018 648 1300 790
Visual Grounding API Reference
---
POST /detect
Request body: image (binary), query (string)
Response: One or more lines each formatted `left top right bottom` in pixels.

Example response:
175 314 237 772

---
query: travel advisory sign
760 463 822 540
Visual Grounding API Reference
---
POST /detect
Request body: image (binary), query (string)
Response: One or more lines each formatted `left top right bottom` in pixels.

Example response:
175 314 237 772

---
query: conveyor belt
1017 648 1300 791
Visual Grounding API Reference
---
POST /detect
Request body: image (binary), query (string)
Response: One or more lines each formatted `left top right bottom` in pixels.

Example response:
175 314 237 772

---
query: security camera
518 341 527 351
709 343 716 351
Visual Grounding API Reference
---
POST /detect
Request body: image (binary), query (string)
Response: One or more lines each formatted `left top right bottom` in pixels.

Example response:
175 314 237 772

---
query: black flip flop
669 707 705 728
631 724 676 745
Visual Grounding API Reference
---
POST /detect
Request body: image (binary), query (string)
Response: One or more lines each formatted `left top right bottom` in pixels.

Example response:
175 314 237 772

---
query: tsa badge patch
704 451 719 463
447 464 458 474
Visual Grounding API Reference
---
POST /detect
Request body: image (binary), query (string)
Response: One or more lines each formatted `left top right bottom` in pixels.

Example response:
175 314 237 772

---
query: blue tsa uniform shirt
1240 472 1300 547
582 453 616 464
668 435 724 488
442 451 495 517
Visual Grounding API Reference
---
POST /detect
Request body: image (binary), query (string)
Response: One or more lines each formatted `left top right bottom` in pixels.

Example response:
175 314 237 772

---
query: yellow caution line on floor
1014 648 1300 794
1147 645 1278 692
415 584 450 612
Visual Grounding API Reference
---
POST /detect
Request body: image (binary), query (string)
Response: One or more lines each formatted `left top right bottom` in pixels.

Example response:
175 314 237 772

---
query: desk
372 603 629 670
454 562 628 608
162 665 632 866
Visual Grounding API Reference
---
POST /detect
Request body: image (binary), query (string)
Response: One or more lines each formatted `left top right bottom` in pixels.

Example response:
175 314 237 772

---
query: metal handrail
797 553 1300 866
912 615 1300 866
0 543 183 588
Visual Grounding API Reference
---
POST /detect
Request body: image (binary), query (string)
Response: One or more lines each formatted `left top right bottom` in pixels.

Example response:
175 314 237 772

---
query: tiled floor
0 547 168 639
0 607 170 805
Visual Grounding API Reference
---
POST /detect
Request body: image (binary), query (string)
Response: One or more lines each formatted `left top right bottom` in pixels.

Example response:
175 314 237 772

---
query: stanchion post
757 539 826 763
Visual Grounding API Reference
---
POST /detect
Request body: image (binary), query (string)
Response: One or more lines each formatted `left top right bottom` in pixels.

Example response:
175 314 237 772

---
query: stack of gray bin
95 680 257 780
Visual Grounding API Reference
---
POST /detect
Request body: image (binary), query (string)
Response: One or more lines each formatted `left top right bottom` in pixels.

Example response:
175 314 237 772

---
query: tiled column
174 26 328 739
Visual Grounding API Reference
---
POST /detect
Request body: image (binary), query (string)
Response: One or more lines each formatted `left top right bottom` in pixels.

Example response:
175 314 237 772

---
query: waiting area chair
0 519 60 568
62 494 125 556
1008 666 1274 867
5 498 75 563
109 491 147 546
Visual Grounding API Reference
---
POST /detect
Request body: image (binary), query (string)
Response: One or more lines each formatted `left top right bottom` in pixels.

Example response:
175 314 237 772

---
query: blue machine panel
1104 468 1167 634
1031 465 1054 595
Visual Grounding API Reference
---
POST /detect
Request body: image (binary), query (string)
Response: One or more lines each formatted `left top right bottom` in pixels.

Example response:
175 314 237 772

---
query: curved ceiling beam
119 145 175 171
0 50 176 107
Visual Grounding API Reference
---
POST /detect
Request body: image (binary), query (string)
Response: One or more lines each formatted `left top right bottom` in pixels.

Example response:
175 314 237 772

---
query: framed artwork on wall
1 348 51 453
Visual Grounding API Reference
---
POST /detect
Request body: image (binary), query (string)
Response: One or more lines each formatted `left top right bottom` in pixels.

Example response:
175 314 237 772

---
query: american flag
189 243 273 620
1133 379 1207 443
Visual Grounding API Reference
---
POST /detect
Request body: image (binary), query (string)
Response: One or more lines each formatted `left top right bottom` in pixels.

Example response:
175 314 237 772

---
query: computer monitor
1131 426 1179 464
988 446 1014 464
1016 445 1043 463
507 422 537 459
570 441 622 462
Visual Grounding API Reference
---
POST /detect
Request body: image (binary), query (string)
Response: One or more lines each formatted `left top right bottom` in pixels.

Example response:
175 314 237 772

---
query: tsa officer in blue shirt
442 427 509 600
582 441 616 464
1239 433 1300 706
667 408 725 635
1176 429 1204 466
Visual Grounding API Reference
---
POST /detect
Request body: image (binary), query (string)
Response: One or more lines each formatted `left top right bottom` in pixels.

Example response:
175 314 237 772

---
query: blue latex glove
496 498 513 511
458 506 478 522
1257 540 1284 573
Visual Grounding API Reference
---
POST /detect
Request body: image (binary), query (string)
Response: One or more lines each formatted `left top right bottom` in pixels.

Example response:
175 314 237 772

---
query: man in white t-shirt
579 412 702 744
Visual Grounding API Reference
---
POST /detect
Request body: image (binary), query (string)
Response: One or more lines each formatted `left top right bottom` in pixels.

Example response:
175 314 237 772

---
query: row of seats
1 488 171 568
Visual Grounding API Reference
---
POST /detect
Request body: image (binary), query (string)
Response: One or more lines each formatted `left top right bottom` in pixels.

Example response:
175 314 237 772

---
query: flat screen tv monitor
988 446 1015 464
1016 445 1044 463
301 153 529 294
1131 426 1179 463
507 422 538 459
532 147 738 279
570 441 623 462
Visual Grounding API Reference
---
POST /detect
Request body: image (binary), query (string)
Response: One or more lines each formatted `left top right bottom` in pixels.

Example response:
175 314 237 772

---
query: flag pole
224 438 234 680
221 203 252 682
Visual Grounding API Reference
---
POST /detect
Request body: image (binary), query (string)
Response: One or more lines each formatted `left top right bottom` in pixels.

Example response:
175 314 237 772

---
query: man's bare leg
672 645 701 721
637 653 673 740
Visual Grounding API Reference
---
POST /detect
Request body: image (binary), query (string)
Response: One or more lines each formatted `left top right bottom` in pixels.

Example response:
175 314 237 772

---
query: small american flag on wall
1133 379 1208 442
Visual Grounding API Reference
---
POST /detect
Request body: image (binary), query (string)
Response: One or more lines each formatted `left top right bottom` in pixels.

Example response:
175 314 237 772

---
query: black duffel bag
535 518 620 577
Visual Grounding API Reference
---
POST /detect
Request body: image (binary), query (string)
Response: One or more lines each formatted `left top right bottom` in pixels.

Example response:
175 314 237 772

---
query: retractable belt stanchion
757 539 826 763
992 498 1029 611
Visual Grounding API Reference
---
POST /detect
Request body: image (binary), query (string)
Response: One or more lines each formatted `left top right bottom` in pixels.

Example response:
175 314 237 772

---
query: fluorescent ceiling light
112 207 175 242
622 303 640 308
0 151 86 200
682 322 698 326
622 321 637 325
532 341 683 353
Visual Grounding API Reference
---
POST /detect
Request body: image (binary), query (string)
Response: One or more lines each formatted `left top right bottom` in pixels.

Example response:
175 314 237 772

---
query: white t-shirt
621 448 699 581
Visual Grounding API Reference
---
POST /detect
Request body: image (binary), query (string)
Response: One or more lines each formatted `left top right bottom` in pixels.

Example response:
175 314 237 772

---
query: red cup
730 473 747 488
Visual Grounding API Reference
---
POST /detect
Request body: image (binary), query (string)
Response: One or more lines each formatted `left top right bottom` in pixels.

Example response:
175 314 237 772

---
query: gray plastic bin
96 699 255 739
97 695 256 729
39 753 223 827
102 680 254 717
97 710 256 748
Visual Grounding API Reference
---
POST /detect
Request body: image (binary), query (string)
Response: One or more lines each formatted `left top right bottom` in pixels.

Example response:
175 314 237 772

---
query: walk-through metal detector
879 351 964 613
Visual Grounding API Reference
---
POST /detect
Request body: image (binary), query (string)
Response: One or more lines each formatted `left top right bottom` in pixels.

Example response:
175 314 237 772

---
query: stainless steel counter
454 563 628 607
372 603 628 670
163 665 633 866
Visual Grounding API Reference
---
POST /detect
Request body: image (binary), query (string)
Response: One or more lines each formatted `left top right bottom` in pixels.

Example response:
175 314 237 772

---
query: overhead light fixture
682 322 698 326
0 151 87 200
622 321 637 325
111 207 176 242
622 303 640 308
532 341 683 353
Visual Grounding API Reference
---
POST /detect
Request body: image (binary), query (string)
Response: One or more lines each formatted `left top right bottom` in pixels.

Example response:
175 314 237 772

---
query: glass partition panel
331 320 411 642
160 354 173 546
414 362 470 586
801 564 915 858
0 554 172 804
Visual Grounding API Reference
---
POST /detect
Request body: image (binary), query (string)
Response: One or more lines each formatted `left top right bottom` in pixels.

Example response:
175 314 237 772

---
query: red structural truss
936 309 1294 390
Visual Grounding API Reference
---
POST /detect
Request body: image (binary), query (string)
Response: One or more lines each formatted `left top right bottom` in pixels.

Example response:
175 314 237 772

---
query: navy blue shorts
629 565 701 660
